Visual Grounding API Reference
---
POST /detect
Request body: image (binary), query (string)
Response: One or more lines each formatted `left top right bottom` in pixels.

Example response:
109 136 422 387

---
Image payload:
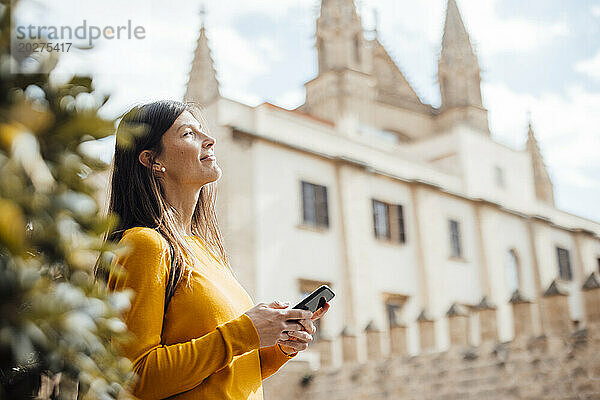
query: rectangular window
556 247 573 281
449 219 462 258
372 200 407 243
383 293 407 328
494 166 505 188
396 205 406 243
301 181 329 228
386 303 401 327
372 199 390 239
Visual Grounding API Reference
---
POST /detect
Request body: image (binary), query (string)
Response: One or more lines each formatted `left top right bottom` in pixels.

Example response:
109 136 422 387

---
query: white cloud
461 0 570 55
209 0 310 20
219 89 263 108
575 50 600 82
363 0 570 54
592 4 600 17
36 0 305 115
483 82 600 194
273 88 304 109
211 27 269 78
256 37 283 62
209 26 273 106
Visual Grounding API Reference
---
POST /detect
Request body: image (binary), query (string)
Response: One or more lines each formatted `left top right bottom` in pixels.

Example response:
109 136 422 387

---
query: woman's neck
162 180 201 236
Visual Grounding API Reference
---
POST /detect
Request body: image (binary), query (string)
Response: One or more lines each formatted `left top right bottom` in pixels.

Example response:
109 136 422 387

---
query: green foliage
0 2 135 399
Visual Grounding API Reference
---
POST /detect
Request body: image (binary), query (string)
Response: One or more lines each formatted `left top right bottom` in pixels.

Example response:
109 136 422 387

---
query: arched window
505 249 520 296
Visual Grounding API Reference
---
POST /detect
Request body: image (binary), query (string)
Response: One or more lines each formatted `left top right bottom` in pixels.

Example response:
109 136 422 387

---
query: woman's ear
138 150 155 169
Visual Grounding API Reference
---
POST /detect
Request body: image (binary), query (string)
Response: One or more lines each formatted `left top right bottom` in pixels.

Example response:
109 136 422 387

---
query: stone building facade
180 0 600 396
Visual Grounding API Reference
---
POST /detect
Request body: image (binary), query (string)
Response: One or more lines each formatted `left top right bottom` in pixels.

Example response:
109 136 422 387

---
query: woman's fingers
277 339 309 352
281 321 300 331
312 302 330 320
279 330 313 343
298 318 316 335
284 319 316 335
286 330 313 342
281 308 313 320
268 300 290 309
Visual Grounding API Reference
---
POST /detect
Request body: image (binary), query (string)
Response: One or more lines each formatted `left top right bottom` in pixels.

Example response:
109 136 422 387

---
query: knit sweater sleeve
258 344 298 380
107 228 261 399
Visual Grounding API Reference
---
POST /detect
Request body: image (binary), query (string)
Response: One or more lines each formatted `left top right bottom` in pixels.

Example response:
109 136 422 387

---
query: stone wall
264 325 600 400
263 276 600 400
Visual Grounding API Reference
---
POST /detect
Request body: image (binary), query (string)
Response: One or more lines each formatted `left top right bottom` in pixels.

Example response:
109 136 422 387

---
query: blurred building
185 0 600 371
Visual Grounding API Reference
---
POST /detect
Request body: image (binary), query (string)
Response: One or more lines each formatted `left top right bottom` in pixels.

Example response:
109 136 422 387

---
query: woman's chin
202 167 222 184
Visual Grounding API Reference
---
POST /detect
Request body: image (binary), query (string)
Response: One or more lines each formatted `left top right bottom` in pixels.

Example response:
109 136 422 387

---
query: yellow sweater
107 227 296 399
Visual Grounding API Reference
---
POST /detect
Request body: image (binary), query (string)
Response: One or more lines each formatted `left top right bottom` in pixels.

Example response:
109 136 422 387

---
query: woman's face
155 110 221 187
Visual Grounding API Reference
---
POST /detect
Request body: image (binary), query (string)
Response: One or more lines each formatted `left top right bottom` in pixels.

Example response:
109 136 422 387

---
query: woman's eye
184 130 194 136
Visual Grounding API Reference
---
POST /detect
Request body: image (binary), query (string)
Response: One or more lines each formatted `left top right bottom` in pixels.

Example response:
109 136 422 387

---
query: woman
102 100 330 399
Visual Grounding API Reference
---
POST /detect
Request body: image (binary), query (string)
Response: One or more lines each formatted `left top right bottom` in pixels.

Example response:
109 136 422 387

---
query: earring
161 166 166 172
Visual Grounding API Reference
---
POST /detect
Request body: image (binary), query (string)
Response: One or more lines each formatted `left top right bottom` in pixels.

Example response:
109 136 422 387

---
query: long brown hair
97 100 231 290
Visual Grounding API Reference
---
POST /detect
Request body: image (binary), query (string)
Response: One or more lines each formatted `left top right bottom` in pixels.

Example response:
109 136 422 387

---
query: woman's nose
203 135 216 148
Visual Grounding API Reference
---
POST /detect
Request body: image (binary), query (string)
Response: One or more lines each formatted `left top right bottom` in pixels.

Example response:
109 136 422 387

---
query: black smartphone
292 285 335 313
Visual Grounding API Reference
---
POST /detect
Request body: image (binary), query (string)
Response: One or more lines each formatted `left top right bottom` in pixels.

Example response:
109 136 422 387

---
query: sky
15 0 600 221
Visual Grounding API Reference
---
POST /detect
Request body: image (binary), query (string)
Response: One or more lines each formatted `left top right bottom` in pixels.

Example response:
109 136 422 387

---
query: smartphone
292 285 335 313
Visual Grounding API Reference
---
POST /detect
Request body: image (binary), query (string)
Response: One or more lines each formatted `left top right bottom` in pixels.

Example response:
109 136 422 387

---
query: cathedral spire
316 0 365 73
437 0 489 133
441 0 473 58
184 5 219 106
319 0 359 21
526 118 555 206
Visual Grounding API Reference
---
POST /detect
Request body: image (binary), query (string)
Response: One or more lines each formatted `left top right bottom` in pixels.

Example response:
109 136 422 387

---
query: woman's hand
244 301 313 348
276 301 331 354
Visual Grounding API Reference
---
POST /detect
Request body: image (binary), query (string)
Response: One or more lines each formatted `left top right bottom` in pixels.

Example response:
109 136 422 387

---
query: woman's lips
201 155 216 162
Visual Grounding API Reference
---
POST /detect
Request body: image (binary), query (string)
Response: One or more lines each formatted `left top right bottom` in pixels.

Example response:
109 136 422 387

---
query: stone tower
184 7 220 106
437 0 489 133
526 119 555 206
315 0 368 74
300 0 376 126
